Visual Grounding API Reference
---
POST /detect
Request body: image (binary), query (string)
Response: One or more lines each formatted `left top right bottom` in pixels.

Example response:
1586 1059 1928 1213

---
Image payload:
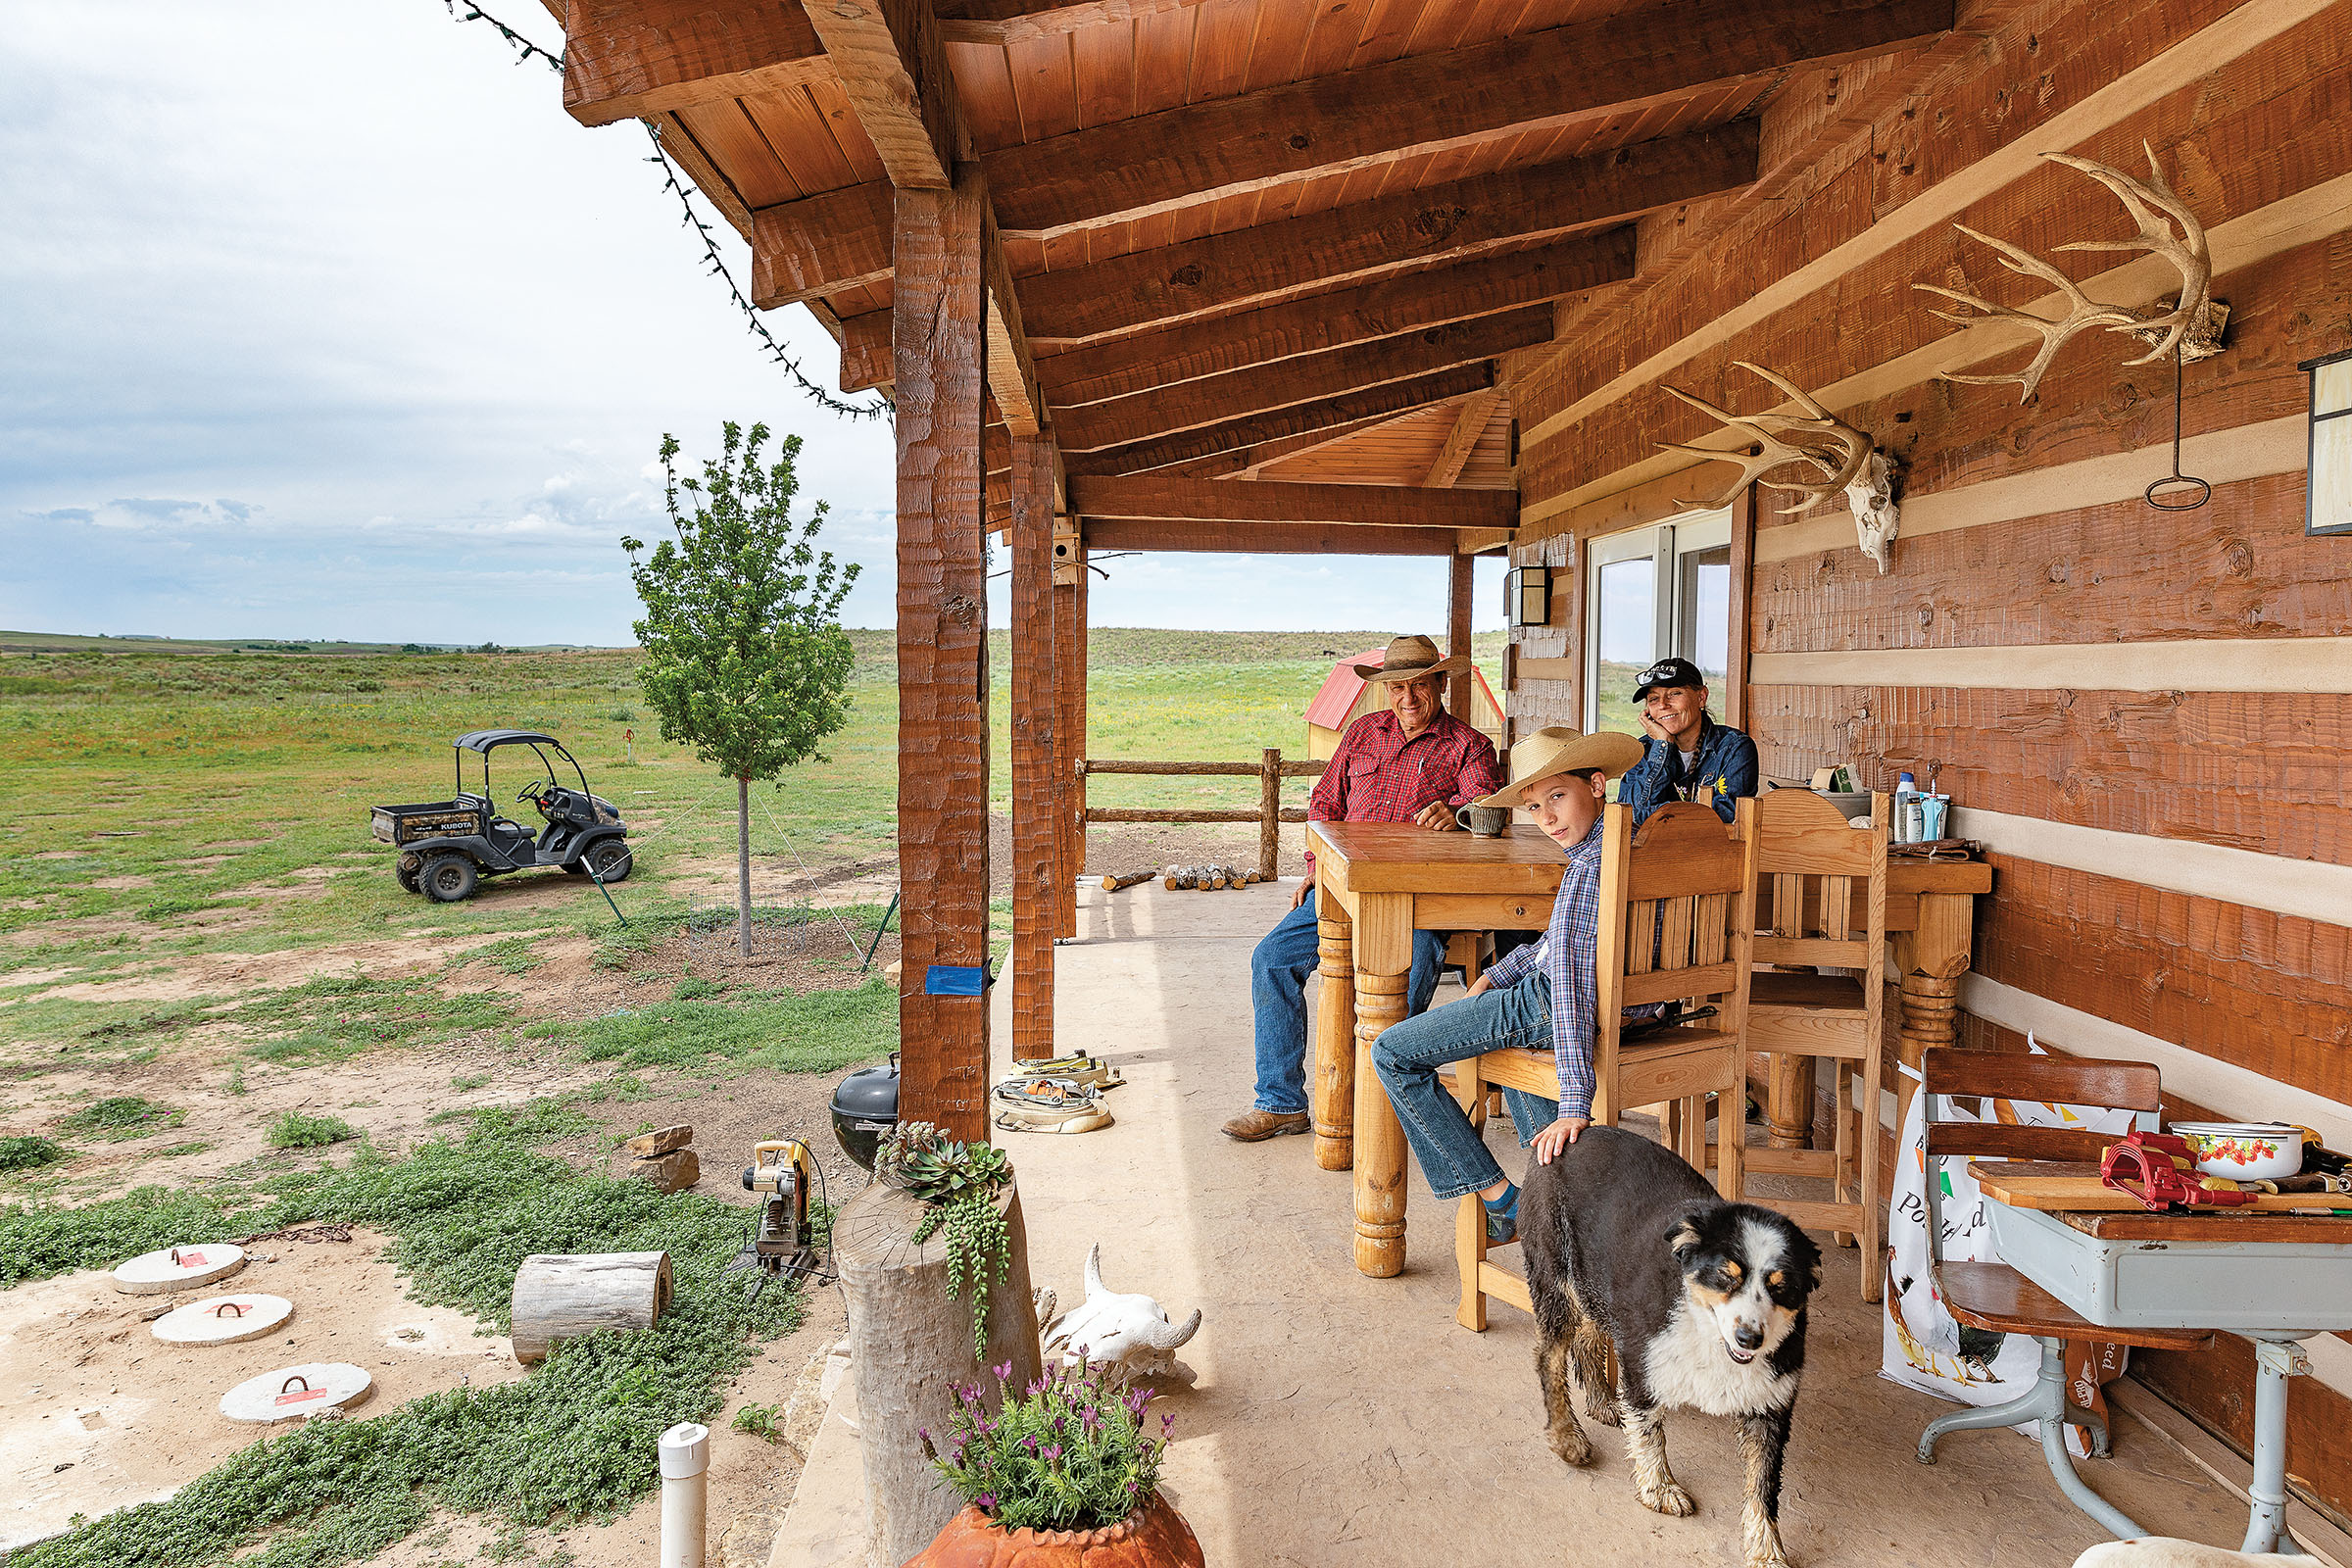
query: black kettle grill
830 1054 900 1171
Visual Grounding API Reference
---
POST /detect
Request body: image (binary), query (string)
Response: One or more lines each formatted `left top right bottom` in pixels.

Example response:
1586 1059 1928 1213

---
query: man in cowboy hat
1224 634 1501 1143
1370 726 1652 1244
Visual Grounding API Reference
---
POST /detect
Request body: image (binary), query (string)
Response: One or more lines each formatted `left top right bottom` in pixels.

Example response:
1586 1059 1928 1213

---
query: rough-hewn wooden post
1259 748 1282 880
1447 550 1475 722
894 165 990 1142
1009 433 1058 1062
1054 543 1089 937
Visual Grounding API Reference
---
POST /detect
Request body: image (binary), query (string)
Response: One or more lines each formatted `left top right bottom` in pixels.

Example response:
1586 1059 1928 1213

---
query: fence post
1260 749 1282 881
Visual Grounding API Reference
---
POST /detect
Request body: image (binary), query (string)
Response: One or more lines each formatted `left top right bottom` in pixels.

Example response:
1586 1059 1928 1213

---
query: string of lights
437 0 892 422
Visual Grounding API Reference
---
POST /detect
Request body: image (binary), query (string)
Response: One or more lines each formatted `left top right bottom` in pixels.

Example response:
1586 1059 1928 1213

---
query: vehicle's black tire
581 839 633 884
396 860 421 894
420 854 478 903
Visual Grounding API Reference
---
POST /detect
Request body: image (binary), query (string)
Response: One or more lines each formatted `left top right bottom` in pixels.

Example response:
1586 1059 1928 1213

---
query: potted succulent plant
906 1361 1203 1567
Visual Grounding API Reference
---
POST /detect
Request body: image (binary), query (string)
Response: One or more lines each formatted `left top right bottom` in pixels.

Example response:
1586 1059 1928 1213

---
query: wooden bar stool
1714 788 1891 1299
1451 800 1758 1330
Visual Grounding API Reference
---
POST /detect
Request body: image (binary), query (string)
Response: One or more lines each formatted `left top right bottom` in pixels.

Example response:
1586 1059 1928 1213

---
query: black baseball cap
1633 657 1706 700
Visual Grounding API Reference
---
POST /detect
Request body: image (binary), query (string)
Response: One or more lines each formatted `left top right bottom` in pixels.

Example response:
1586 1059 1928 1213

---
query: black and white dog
1520 1125 1822 1568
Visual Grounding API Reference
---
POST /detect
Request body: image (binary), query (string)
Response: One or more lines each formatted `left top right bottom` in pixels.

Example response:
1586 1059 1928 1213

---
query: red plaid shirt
1305 709 1501 867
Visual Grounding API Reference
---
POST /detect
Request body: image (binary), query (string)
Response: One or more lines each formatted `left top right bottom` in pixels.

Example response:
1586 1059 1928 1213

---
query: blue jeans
1250 889 1446 1115
1370 974 1561 1200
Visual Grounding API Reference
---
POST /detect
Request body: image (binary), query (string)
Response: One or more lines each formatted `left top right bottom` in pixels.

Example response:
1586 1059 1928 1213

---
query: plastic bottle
1893 770 1918 844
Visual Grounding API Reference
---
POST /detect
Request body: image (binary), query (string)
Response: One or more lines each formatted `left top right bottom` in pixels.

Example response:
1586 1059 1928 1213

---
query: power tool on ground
732 1139 826 1298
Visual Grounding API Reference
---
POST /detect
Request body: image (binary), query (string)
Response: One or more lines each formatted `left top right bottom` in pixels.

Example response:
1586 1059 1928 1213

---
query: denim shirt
1619 718 1758 825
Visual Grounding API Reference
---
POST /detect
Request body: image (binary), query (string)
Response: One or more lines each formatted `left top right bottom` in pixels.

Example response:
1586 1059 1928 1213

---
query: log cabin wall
1506 0 2352 1517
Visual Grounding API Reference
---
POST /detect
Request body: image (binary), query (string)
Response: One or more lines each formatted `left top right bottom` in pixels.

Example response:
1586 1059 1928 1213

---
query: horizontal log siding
1746 686 2352 867
1514 0 2346 496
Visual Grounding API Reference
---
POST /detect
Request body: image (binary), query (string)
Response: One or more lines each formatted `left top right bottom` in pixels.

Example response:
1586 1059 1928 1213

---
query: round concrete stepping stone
153 1293 293 1346
220 1362 372 1423
111 1244 246 1296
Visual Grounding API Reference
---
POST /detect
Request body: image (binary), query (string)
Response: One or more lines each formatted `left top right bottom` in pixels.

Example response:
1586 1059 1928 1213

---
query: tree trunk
737 775 753 959
511 1250 672 1364
836 1179 1044 1568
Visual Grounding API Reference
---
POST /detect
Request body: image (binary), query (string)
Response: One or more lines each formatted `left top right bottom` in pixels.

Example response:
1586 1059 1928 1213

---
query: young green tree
623 421 860 957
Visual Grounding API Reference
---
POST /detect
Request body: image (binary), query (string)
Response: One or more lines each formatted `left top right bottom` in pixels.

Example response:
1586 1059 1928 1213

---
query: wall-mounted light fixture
1504 564 1551 627
2302 348 2352 536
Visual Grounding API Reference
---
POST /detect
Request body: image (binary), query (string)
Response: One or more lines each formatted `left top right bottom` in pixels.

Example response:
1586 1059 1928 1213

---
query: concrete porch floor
777 880 2270 1568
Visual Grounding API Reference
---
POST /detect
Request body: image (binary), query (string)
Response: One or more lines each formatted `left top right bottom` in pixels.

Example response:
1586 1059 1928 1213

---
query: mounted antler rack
1915 141 2223 404
1656 361 1877 514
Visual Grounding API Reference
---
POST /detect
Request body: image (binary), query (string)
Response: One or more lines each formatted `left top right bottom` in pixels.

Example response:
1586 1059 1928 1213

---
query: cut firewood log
1099 871 1152 891
622 1124 691 1157
510 1251 671 1364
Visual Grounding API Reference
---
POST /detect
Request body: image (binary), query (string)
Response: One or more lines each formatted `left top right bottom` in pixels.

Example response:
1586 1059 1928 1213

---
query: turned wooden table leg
1892 892 1975 1150
1313 907 1357 1171
1350 894 1413 1279
1766 1054 1816 1150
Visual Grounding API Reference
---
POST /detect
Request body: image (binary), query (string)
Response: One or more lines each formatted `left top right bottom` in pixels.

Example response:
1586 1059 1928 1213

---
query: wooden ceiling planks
1255 403 1462 485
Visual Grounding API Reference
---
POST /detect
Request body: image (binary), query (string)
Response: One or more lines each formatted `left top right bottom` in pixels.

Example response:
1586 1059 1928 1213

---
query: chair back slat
1918 1046 2164 1270
1822 873 1853 940
1754 786 1880 874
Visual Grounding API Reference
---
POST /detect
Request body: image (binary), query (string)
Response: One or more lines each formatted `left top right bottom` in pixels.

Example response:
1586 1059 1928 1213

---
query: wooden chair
1452 799 1758 1330
1719 787 1890 1299
1912 1047 2213 1541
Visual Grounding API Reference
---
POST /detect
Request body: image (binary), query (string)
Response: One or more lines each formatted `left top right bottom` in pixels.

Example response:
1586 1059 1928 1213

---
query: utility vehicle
372 730 632 903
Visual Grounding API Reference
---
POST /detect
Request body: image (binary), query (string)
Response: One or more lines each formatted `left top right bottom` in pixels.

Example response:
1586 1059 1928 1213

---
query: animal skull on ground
1041 1244 1201 1386
1845 450 1900 573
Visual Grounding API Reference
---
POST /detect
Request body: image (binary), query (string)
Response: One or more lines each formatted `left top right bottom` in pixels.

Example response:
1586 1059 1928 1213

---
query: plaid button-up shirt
1481 816 1608 1121
1304 709 1501 868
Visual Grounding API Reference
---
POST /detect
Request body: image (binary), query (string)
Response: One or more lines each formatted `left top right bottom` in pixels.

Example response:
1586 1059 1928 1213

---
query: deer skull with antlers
1915 142 2215 404
1657 361 1896 570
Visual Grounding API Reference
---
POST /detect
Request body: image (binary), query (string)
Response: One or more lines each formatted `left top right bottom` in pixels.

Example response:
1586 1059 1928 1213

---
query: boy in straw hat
1370 725 1651 1245
1224 634 1500 1144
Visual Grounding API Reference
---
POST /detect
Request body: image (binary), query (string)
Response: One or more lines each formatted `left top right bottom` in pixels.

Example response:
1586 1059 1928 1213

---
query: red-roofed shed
1303 649 1503 760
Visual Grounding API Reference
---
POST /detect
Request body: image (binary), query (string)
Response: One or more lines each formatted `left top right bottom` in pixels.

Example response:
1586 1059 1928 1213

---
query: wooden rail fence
1080 748 1326 880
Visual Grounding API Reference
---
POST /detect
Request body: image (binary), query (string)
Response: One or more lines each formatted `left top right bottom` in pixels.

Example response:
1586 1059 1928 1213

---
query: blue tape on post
924 964 989 996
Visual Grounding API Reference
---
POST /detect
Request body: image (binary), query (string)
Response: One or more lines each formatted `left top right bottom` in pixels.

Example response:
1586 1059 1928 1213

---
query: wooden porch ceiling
554 0 1954 542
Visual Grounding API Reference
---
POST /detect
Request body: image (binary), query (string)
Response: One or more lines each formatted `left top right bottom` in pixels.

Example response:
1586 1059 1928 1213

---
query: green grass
58 1096 183 1141
562 980 896 1073
1 1102 808 1568
269 1110 359 1149
0 1135 68 1171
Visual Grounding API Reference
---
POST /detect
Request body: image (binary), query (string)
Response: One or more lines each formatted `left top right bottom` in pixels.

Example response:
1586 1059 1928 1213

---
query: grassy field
0 629 1504 978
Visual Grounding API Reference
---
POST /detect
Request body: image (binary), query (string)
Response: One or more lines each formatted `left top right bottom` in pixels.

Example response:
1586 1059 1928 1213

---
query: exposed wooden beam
1062 364 1495 478
650 113 753 236
560 0 827 127
1055 307 1549 453
800 0 958 191
752 182 897 307
1446 551 1475 717
893 167 991 1140
983 214 1043 435
1071 476 1515 529
1083 519 1467 555
1426 390 1502 487
935 0 1212 46
840 307 893 392
1019 127 1745 341
985 0 1951 233
1038 237 1631 407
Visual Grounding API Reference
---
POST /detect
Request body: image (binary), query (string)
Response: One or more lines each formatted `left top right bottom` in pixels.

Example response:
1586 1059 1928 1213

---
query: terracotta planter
903 1494 1203 1568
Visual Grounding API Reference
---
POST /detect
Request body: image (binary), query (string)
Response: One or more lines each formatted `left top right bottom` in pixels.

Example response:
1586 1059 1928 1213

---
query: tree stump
510 1251 672 1364
834 1179 1045 1568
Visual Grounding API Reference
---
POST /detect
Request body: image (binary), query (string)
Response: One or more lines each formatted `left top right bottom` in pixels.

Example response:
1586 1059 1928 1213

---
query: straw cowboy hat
1477 726 1645 808
1353 633 1466 683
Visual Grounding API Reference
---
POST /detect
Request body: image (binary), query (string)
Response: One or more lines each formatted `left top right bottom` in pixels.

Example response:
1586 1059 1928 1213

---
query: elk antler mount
1657 361 1877 515
1915 142 2221 404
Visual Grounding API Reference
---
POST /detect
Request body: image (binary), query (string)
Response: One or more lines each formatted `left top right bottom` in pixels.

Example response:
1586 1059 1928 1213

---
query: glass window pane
2314 414 2352 533
1676 545 1732 688
2316 360 2352 417
1595 556 1655 732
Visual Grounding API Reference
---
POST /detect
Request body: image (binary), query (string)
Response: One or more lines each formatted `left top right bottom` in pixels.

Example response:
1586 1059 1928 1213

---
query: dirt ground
0 1227 526 1552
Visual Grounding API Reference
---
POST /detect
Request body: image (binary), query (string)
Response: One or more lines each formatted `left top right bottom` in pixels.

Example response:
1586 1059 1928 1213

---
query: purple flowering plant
919 1360 1171 1532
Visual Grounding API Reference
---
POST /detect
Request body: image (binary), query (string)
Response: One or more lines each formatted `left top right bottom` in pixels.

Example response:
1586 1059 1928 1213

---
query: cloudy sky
0 3 1505 645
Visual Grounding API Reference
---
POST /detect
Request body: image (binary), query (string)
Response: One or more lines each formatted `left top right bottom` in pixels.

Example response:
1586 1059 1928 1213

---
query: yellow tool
734 1139 824 1297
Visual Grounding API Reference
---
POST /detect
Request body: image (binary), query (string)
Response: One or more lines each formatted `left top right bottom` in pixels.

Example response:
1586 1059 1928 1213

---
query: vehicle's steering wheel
515 780 555 819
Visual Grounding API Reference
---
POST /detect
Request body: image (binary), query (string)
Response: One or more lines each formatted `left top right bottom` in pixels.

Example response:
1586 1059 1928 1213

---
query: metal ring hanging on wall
2145 343 2212 512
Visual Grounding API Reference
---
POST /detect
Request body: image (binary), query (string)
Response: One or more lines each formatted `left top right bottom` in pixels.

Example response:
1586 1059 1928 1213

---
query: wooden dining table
1307 818 1992 1278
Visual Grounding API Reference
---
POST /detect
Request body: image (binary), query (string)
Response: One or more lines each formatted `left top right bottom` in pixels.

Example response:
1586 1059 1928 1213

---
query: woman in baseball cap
1617 656 1757 826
